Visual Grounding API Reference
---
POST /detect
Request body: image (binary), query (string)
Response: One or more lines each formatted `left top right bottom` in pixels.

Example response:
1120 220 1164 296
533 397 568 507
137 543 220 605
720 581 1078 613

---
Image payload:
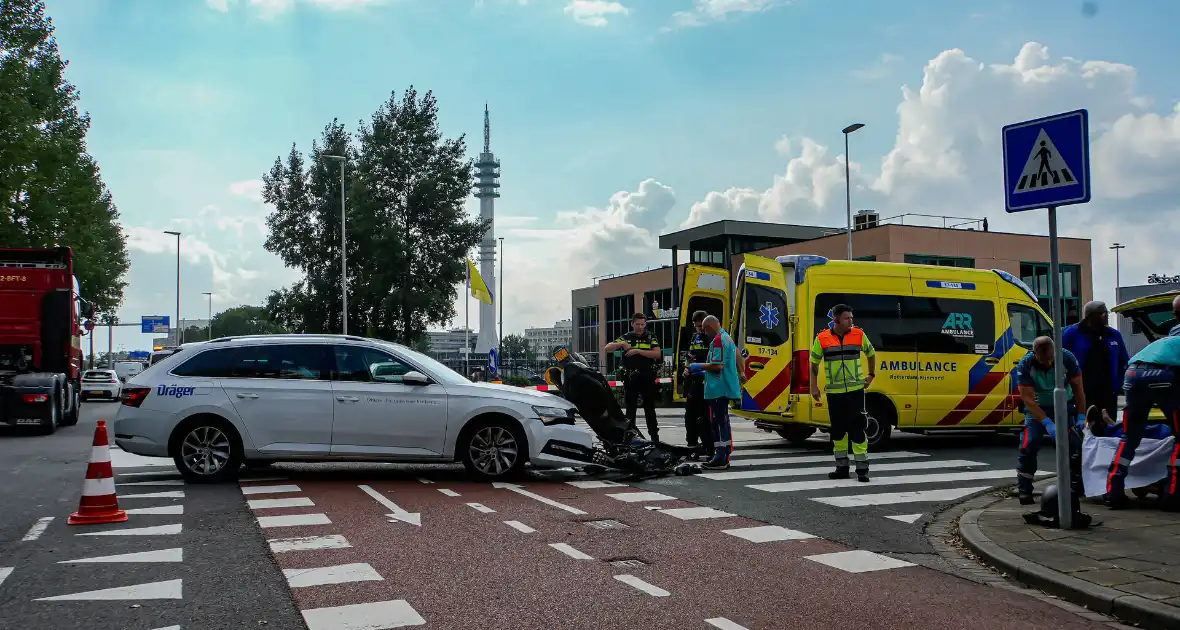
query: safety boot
828 466 850 480
856 470 870 483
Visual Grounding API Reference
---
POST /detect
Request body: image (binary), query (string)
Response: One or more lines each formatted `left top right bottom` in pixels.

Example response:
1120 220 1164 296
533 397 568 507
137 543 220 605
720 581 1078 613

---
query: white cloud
228 179 265 202
669 0 787 30
477 41 1180 335
564 0 630 27
852 53 901 80
208 0 387 19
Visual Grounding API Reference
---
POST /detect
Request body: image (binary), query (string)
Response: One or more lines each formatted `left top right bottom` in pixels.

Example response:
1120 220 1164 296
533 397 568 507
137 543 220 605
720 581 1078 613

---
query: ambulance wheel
777 426 816 444
864 397 894 449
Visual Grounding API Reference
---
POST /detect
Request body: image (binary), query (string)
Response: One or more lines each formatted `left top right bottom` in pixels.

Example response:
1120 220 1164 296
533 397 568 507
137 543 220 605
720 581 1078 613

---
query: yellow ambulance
672 253 1054 447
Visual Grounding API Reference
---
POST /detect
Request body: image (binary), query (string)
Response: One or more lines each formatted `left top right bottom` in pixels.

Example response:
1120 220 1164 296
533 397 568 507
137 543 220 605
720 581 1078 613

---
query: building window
644 288 676 356
691 249 725 265
854 255 877 262
643 288 673 318
575 306 599 358
904 254 975 268
1020 262 1082 326
604 295 635 372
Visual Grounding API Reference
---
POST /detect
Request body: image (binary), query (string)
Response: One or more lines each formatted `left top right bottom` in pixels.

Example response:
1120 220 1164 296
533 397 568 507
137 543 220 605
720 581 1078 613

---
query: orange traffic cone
68 420 128 526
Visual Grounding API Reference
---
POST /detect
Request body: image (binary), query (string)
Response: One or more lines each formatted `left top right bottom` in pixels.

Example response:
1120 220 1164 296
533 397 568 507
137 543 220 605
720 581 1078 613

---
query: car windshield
381 342 471 386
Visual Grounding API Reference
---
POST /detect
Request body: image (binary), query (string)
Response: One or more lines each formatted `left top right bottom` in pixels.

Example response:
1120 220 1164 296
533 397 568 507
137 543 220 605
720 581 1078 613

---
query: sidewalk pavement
960 481 1180 630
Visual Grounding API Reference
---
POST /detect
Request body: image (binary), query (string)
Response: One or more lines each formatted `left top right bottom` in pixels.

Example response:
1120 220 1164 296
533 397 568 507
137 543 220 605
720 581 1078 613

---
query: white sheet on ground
1081 430 1174 497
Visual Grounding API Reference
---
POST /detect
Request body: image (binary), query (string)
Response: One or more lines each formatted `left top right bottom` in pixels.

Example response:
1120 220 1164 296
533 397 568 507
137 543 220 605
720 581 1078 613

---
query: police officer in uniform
681 310 712 459
605 312 663 442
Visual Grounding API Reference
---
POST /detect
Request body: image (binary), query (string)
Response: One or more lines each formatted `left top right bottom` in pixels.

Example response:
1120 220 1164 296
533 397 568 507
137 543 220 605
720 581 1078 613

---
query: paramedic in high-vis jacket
810 303 877 483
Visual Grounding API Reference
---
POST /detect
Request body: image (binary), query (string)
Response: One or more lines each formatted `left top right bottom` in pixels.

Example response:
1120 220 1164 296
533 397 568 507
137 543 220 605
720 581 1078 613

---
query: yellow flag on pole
467 258 493 305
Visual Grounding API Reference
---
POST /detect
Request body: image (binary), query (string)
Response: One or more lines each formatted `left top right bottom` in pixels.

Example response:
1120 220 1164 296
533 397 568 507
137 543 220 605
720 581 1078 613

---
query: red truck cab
0 247 93 433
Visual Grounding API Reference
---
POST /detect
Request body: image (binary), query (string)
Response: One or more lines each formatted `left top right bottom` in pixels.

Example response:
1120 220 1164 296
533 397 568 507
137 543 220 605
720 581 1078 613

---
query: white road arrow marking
358 484 421 526
491 482 587 515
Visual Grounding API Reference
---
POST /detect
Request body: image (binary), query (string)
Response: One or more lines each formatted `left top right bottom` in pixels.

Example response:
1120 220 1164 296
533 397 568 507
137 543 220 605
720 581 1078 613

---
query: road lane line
811 486 993 507
606 491 677 503
125 505 184 516
118 479 185 487
706 619 750 630
238 476 288 483
614 574 670 596
659 507 735 521
77 524 182 537
804 549 916 573
492 482 588 515
748 469 1041 492
466 502 496 514
258 513 332 528
549 543 594 560
721 525 815 542
700 458 987 481
886 514 924 524
438 489 461 497
730 451 929 468
248 497 315 510
34 579 183 601
269 534 352 553
284 563 384 588
21 517 53 541
117 490 184 499
504 520 536 533
566 480 625 489
301 600 426 630
417 477 434 484
240 484 301 495
59 548 183 564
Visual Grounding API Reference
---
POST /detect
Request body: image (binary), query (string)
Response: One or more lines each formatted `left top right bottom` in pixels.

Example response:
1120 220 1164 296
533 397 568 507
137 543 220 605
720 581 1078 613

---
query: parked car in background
81 369 122 401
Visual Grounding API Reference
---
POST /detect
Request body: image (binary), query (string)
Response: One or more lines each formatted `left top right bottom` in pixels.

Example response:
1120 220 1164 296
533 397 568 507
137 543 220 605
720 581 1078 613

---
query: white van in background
113 360 144 382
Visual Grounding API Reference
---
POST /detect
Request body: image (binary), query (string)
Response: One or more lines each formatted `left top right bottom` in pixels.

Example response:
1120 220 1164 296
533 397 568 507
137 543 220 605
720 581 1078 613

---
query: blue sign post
1002 109 1091 529
141 315 170 334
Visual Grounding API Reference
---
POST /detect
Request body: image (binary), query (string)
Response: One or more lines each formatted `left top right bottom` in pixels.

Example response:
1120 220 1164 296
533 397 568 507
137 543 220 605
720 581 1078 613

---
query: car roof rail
207 333 371 344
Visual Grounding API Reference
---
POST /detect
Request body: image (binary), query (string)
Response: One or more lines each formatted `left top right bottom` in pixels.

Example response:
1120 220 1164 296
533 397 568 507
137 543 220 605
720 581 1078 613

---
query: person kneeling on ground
1015 336 1087 505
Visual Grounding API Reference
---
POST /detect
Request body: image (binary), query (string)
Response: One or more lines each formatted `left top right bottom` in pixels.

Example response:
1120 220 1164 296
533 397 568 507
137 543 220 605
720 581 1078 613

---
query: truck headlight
533 405 574 426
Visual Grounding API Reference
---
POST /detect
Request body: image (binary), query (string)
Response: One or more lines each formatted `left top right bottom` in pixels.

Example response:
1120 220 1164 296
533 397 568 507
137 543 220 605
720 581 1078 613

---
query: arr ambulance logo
941 312 974 338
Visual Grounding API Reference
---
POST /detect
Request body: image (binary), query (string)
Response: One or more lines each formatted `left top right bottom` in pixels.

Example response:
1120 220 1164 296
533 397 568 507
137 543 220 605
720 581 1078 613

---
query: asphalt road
1 403 1091 630
0 402 304 630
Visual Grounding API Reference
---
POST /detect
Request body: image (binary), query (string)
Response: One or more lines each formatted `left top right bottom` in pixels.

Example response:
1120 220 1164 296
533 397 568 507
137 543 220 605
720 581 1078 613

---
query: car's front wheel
171 416 243 483
460 419 527 481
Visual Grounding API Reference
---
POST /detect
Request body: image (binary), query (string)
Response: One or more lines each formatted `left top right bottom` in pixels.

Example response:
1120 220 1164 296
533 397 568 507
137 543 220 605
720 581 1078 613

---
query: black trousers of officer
625 371 660 440
1106 362 1180 508
684 378 712 454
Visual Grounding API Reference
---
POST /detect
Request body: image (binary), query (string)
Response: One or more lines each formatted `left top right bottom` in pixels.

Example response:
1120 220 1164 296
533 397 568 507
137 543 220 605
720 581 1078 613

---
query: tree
500 333 532 363
262 87 486 343
210 305 287 338
0 0 129 313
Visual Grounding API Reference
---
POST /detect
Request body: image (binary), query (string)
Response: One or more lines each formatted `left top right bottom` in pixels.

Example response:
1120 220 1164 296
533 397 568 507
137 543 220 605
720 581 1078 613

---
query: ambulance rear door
733 254 793 420
672 265 730 402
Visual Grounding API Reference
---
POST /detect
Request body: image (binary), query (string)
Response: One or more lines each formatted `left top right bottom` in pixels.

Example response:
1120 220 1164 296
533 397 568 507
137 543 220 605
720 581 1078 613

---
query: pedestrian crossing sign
1002 109 1091 213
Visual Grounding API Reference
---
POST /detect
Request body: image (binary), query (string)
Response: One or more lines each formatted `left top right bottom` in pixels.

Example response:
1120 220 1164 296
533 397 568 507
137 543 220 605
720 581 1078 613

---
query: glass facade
575 306 599 361
643 288 676 357
904 254 975 268
1020 262 1082 326
604 294 635 372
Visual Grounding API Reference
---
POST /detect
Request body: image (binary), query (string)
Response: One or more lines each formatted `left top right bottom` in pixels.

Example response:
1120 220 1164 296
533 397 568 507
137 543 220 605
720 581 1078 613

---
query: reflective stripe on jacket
810 327 875 394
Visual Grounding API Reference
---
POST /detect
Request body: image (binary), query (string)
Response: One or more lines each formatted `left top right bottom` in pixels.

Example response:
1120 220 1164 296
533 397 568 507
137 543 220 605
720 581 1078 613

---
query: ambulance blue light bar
775 254 829 284
993 269 1039 303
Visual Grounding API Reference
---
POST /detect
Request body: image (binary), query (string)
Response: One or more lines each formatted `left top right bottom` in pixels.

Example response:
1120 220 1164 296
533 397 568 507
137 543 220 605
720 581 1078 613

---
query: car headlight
533 405 574 426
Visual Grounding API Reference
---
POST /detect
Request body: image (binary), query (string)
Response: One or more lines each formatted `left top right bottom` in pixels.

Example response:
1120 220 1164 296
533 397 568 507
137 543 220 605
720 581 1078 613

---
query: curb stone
925 483 1140 629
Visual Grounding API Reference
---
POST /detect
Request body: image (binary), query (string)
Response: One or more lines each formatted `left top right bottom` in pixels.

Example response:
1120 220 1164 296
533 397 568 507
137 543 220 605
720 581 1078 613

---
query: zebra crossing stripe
811 486 993 507
699 459 987 481
730 451 929 468
747 469 1047 493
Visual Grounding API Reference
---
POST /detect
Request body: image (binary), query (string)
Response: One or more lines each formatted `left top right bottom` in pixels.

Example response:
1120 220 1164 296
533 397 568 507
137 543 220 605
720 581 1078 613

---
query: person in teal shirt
1104 295 1180 511
688 315 741 470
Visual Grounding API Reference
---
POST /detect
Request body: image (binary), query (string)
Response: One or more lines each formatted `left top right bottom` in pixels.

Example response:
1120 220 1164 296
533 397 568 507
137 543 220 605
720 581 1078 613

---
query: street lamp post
1110 243 1125 327
163 230 181 345
323 154 348 335
842 123 865 260
202 292 213 340
498 237 504 356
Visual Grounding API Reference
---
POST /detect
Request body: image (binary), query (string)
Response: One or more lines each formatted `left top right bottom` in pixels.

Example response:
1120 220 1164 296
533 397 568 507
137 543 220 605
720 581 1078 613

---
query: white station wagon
113 334 596 482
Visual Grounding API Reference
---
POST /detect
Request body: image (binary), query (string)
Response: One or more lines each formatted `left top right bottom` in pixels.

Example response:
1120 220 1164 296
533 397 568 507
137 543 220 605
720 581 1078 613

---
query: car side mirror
402 371 432 386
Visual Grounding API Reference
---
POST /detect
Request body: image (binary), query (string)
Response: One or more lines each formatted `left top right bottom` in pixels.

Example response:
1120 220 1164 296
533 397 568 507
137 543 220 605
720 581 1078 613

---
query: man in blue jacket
1063 300 1129 422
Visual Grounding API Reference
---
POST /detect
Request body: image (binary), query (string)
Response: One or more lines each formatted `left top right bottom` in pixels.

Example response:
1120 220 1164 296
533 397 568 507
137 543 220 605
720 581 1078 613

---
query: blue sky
40 0 1180 351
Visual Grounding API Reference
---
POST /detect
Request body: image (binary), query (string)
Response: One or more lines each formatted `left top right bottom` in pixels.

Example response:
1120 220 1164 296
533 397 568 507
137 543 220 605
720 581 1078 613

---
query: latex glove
688 363 707 375
1041 418 1056 441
